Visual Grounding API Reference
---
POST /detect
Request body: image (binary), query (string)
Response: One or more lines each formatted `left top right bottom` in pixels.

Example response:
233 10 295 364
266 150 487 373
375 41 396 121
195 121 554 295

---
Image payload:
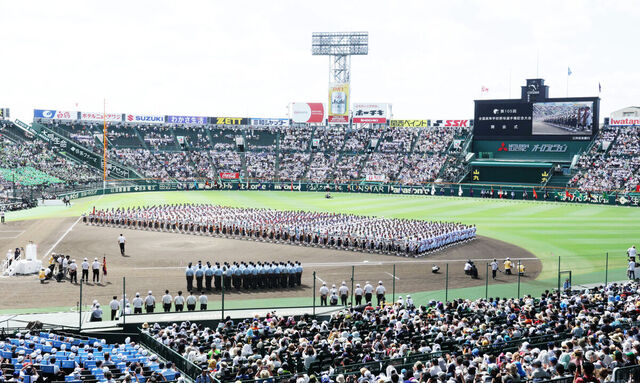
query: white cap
378 281 383 284
148 291 152 295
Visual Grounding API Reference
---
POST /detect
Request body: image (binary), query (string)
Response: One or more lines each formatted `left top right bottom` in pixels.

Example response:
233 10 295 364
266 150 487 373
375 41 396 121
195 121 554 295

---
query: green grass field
6 191 639 307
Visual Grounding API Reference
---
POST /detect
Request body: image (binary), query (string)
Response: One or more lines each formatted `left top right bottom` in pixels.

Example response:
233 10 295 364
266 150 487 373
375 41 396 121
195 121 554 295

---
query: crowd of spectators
0 138 101 186
144 280 640 383
570 126 640 193
3 120 482 185
0 331 183 383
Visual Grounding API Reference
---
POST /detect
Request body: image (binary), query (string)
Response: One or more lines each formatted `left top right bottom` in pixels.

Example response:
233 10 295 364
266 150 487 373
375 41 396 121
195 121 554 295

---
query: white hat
378 281 383 284
342 281 346 285
84 258 88 261
148 291 152 295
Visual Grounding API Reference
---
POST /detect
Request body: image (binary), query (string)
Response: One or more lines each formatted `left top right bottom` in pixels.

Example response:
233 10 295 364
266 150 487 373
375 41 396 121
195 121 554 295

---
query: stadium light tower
312 32 368 84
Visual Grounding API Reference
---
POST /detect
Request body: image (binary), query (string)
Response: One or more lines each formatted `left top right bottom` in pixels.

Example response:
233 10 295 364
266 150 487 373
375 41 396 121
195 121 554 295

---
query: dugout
466 160 552 184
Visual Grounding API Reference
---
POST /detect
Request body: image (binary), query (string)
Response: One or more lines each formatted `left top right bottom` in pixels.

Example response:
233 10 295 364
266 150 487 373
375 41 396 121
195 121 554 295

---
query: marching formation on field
84 204 476 256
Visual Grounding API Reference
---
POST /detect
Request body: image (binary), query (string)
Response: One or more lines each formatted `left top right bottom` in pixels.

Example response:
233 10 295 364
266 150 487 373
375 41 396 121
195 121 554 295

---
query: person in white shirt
123 303 132 315
319 282 329 306
162 290 173 312
68 259 78 284
629 259 636 280
120 294 129 314
364 281 374 304
329 290 338 306
174 291 185 312
198 292 208 310
81 258 90 283
406 294 414 309
91 258 100 283
118 234 126 256
628 246 637 259
186 291 197 311
132 292 143 314
144 291 156 313
109 296 120 320
338 281 349 306
375 281 386 306
490 259 499 279
354 284 363 306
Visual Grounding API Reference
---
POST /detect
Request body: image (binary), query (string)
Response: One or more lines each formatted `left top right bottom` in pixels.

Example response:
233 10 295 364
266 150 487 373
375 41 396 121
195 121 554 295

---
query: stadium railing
613 365 640 383
139 328 201 381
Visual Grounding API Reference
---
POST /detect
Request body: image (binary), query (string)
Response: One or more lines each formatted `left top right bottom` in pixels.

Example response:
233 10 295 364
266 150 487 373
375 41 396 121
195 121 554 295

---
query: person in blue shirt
195 261 204 291
232 262 242 290
195 368 213 383
295 261 303 286
185 263 194 292
204 262 214 291
213 263 222 291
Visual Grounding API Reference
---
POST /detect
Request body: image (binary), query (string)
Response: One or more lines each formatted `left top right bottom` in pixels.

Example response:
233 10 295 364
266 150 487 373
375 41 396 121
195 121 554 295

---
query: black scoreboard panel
474 97 599 141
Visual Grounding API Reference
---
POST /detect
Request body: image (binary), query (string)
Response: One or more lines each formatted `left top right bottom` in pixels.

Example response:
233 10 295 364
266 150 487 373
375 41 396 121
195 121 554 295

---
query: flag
458 185 463 197
565 190 573 199
499 188 503 199
102 257 107 276
568 67 572 76
481 86 489 93
636 184 639 192
431 184 436 196
532 188 537 199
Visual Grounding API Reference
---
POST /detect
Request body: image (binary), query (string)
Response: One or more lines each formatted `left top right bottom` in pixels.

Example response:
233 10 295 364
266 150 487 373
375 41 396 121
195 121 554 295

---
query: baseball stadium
1 2 640 383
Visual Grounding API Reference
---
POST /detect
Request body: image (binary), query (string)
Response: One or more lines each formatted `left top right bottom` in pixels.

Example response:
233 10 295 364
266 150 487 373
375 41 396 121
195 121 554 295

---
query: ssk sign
125 114 164 124
431 119 470 128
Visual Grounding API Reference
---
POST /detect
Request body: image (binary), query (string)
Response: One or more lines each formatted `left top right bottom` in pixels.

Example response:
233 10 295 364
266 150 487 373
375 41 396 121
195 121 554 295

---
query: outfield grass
5 191 638 307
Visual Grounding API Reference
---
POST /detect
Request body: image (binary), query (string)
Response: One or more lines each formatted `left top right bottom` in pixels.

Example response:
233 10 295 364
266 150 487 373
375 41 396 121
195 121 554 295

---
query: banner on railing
389 119 430 128
125 114 164 124
34 109 77 120
250 118 290 127
166 115 207 125
352 103 388 123
212 117 249 125
365 174 386 182
80 112 123 122
219 172 239 179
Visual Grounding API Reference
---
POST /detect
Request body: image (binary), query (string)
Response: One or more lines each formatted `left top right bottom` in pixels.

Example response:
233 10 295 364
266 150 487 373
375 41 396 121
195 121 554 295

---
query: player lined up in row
184 260 303 292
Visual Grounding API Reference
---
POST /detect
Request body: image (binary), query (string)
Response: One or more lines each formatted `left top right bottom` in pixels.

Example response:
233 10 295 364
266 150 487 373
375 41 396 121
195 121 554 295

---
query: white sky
1 0 639 122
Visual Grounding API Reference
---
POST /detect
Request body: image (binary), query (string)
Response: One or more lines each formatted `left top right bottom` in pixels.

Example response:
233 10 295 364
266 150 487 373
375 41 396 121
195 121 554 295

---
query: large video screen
532 101 594 135
474 97 599 141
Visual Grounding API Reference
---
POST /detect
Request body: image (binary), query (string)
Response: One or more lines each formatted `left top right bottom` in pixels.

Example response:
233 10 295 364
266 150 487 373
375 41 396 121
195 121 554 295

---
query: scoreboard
474 79 599 141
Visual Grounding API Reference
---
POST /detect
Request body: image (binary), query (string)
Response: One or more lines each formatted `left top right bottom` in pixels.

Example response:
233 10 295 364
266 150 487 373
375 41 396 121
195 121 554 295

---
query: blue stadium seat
41 364 56 374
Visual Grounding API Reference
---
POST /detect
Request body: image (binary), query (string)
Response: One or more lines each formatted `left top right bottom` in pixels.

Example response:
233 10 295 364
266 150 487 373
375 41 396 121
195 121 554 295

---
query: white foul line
385 272 400 281
41 216 83 261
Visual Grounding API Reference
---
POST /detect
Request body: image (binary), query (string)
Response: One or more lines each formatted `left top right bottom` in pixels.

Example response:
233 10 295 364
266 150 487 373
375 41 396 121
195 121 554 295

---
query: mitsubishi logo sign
498 142 508 152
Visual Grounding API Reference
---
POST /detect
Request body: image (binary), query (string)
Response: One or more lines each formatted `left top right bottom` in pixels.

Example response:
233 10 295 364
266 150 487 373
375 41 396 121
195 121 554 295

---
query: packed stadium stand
4 118 472 186
569 125 640 193
136 280 640 383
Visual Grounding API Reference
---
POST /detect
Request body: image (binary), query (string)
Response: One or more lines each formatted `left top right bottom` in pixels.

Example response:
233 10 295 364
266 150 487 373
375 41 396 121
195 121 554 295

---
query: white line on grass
384 272 400 281
41 216 83 261
316 275 325 284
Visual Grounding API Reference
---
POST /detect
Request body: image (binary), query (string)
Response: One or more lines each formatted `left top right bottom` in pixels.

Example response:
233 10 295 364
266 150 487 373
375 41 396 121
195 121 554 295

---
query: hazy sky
1 0 638 122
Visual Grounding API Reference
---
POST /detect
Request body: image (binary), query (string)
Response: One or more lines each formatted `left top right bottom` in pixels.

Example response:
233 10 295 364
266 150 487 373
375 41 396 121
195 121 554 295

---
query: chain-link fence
62 252 631 329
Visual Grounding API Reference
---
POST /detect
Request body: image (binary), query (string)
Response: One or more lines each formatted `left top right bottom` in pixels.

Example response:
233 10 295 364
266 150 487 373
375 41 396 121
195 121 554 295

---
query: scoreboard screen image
474 97 599 141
